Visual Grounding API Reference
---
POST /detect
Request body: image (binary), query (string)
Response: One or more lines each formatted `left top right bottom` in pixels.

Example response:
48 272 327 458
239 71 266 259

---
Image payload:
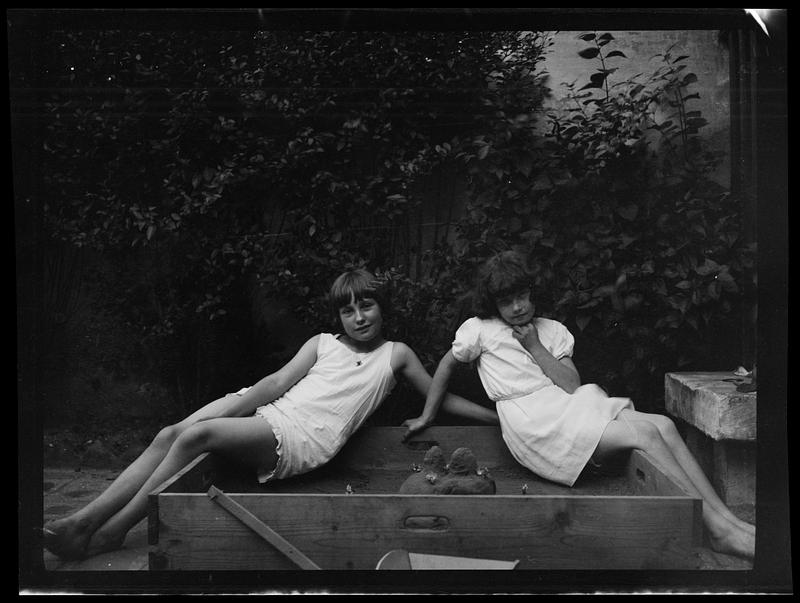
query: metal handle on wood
403 515 450 531
207 486 321 570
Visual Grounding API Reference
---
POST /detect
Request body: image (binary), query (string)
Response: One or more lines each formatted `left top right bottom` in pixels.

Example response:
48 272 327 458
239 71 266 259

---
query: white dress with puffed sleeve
452 316 633 486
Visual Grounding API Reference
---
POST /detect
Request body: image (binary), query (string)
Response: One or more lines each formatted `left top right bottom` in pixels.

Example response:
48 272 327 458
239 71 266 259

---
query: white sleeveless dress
452 317 633 486
239 333 396 482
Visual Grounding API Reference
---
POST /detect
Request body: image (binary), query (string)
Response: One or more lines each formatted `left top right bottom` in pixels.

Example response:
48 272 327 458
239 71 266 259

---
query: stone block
713 439 757 508
664 372 756 441
679 422 714 477
664 372 756 513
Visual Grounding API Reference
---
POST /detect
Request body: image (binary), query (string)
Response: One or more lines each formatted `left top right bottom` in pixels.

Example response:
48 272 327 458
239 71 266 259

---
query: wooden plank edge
148 452 214 547
627 450 703 546
628 449 696 497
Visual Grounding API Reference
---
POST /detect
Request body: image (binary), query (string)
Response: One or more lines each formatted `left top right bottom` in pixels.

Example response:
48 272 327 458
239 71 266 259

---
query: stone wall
542 30 730 186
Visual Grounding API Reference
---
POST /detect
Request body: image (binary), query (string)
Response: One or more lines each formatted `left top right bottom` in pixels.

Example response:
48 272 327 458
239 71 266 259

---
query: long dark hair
472 250 535 319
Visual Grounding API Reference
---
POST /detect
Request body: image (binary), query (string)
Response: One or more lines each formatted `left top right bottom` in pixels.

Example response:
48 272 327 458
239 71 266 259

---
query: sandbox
148 426 702 570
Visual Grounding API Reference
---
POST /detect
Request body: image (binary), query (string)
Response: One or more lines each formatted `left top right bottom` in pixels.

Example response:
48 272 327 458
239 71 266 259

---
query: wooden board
149 426 702 570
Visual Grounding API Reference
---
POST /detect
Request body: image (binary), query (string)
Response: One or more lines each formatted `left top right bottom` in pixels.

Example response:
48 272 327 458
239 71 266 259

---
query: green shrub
510 33 752 408
24 29 752 414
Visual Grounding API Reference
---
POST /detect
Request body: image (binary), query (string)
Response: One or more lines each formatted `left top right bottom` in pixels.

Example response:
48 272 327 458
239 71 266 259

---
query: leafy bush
20 28 752 415
519 33 753 407
29 29 550 410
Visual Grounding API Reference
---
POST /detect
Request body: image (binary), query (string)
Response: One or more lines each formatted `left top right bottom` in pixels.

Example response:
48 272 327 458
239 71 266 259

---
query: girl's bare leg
84 416 277 557
594 413 754 559
626 409 754 534
43 393 258 559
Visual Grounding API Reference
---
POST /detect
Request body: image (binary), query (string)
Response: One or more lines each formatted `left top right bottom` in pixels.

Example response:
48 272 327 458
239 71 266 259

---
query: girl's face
495 287 535 326
338 294 383 344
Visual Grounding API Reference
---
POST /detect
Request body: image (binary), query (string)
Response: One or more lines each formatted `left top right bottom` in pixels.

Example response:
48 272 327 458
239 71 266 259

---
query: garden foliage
18 28 753 415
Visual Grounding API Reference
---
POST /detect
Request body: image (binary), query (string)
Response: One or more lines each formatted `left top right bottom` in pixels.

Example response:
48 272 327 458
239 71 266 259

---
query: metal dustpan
376 549 519 570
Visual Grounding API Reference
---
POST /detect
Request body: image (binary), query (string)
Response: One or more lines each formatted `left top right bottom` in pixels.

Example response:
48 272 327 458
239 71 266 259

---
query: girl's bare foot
735 518 756 535
717 506 755 535
84 524 126 558
42 517 94 560
708 523 755 559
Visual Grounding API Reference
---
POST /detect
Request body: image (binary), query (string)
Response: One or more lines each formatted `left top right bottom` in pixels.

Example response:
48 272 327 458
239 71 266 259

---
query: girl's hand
401 416 430 442
512 322 542 352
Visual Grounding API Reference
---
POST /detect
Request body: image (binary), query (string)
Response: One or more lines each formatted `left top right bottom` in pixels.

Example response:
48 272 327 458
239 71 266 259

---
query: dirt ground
43 418 162 470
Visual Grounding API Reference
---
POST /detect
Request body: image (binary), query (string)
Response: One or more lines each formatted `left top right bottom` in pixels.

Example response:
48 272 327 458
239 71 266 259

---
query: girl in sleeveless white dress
43 269 498 561
403 251 754 559
250 332 397 481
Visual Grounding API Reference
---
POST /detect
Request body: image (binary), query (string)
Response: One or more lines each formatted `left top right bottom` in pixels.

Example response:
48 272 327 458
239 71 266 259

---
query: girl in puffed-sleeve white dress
450 314 632 486
402 251 754 559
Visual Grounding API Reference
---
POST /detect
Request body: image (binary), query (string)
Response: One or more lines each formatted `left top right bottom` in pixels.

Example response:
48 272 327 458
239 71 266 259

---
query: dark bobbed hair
472 250 535 319
328 268 390 321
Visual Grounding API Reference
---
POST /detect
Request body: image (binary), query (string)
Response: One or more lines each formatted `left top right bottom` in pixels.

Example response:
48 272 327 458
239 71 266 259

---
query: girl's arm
393 345 496 440
512 324 581 393
224 335 320 416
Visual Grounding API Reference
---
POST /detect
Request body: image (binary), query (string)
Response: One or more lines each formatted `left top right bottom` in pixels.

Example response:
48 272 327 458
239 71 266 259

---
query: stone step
664 372 756 511
665 372 756 441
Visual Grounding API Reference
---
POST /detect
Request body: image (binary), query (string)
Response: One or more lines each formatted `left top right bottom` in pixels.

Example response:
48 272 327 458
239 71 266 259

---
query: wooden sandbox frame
148 426 702 570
